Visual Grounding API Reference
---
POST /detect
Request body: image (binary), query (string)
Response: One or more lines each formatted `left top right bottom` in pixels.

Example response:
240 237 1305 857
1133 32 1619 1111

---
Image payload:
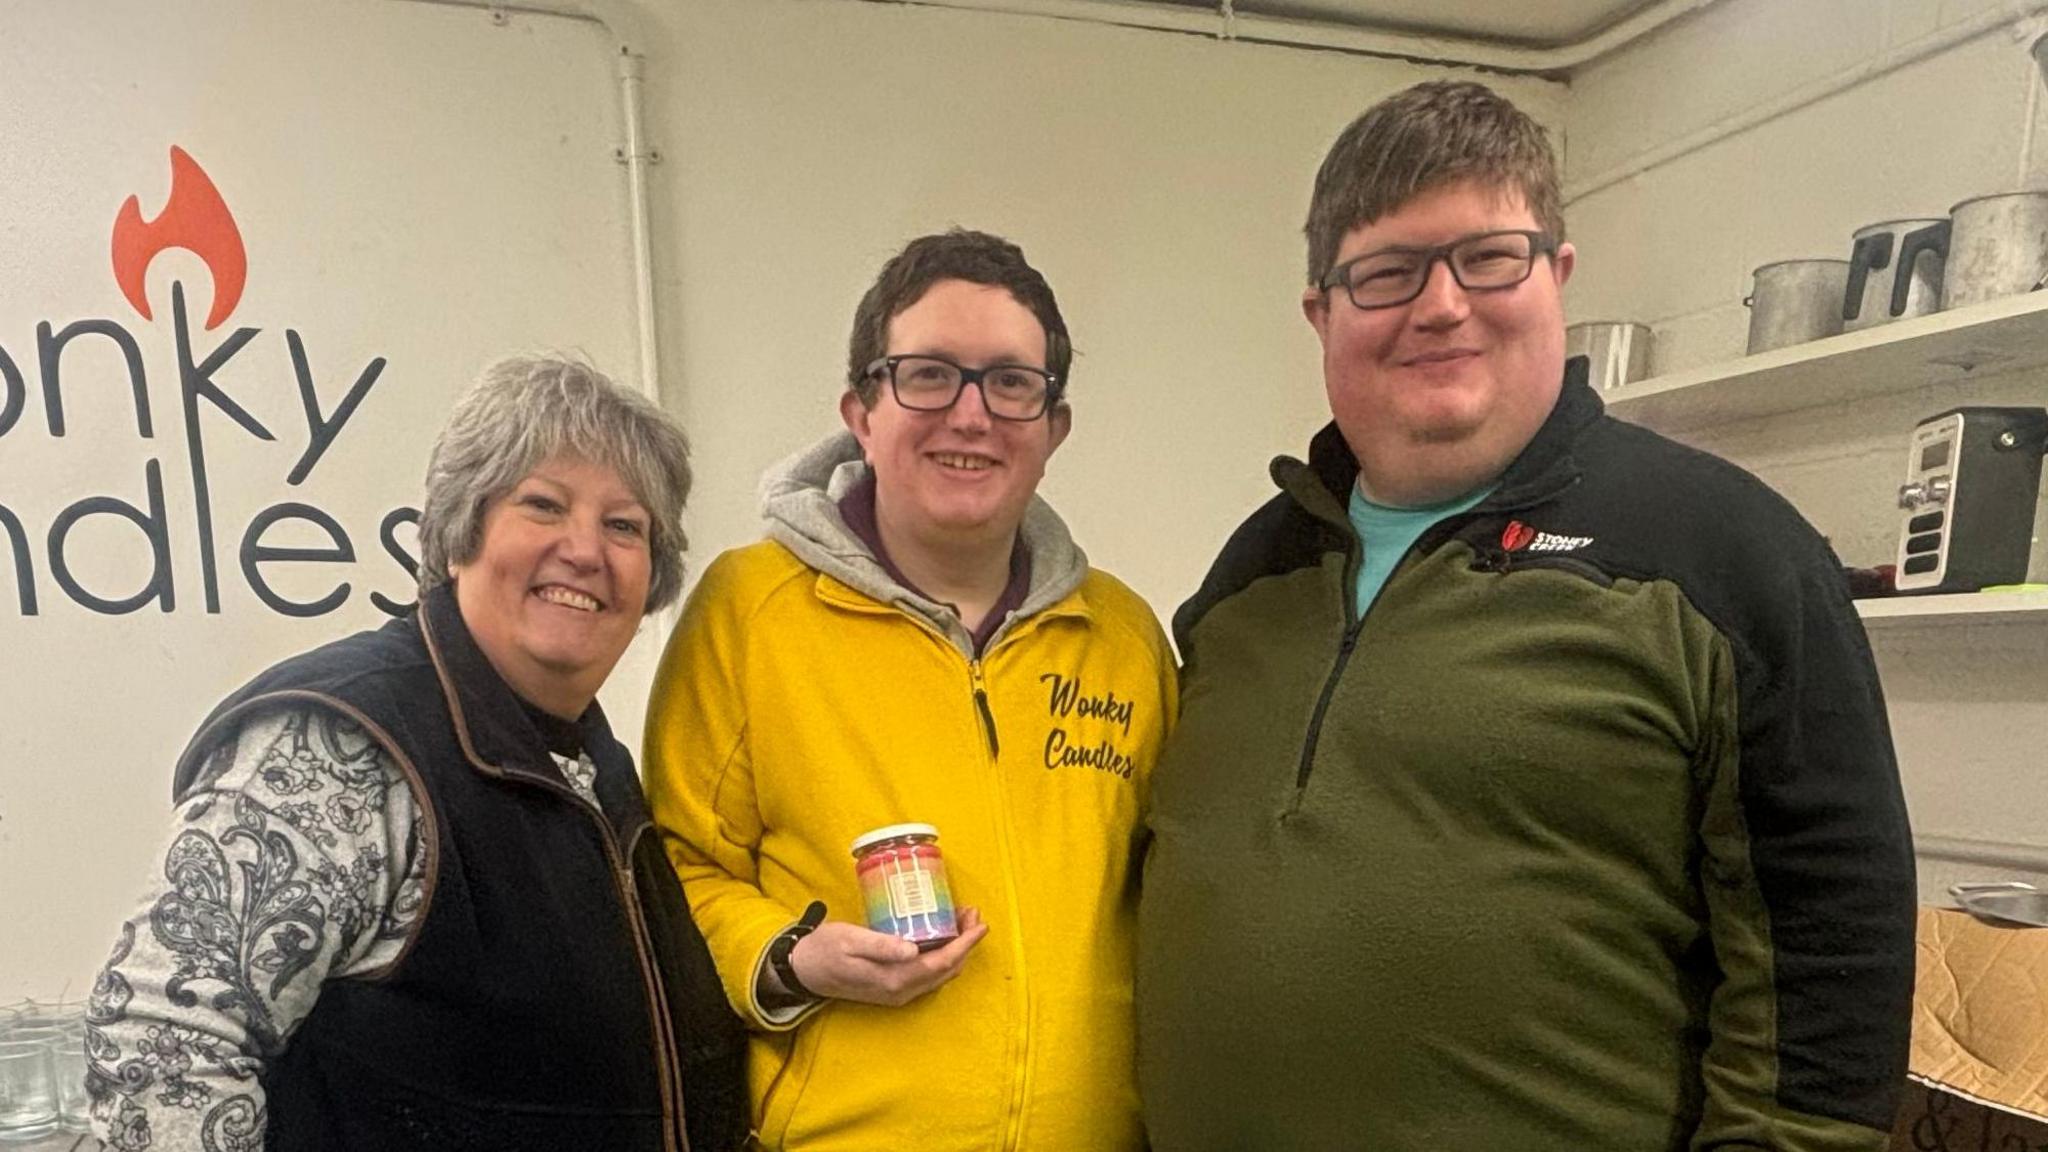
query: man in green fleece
1136 80 1915 1151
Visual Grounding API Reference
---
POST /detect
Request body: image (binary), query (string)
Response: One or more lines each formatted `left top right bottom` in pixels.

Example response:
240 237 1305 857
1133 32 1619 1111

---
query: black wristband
767 900 828 1001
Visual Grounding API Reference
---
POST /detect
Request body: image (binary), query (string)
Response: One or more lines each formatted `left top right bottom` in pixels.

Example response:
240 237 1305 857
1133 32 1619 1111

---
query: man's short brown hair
846 229 1072 407
1304 80 1564 287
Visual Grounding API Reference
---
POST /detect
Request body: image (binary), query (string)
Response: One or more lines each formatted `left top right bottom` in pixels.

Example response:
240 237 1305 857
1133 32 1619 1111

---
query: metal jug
1843 217 1946 331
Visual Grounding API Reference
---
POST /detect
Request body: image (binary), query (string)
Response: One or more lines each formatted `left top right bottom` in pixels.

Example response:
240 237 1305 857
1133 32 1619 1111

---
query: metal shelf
1605 291 2048 435
1596 297 2048 634
1856 590 2048 629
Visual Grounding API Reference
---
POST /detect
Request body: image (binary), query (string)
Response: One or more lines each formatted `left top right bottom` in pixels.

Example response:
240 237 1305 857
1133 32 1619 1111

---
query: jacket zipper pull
971 661 1000 758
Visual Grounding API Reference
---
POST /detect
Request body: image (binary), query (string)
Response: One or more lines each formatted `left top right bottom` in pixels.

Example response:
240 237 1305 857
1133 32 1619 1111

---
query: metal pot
1843 217 1946 331
1565 321 1653 390
1943 191 2048 310
1746 259 1851 354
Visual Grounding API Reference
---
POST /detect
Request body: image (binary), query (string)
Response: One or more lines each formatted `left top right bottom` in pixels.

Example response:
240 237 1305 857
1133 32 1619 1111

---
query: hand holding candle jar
852 824 959 949
767 823 987 1010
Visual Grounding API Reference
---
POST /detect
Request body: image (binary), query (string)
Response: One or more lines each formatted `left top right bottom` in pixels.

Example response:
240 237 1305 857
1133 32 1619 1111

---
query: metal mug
1746 259 1851 353
1943 191 2048 310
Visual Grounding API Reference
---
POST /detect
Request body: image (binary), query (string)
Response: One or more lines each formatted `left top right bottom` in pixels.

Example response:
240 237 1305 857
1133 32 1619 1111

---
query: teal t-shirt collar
1347 480 1493 617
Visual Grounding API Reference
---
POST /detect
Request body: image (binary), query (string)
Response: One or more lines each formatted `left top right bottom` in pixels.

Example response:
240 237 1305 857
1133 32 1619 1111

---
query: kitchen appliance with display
1894 407 2048 593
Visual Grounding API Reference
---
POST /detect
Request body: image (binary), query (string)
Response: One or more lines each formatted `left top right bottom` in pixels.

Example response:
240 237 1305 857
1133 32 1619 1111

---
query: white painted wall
1565 0 2039 373
644 0 1565 609
0 0 1564 998
1564 0 2048 901
0 0 644 999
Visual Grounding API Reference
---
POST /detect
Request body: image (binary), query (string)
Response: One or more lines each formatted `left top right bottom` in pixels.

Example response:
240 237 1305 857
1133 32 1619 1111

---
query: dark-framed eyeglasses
864 355 1063 422
1320 229 1559 310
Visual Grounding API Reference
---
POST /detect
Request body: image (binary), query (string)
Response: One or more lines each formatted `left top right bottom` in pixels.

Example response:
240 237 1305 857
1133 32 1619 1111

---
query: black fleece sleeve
1693 529 1916 1150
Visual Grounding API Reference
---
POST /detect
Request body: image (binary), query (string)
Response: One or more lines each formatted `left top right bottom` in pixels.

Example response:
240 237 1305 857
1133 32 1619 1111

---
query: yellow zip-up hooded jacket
644 431 1177 1151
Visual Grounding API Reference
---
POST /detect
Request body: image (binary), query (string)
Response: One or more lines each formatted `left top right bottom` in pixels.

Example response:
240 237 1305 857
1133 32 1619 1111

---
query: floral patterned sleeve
85 705 427 1152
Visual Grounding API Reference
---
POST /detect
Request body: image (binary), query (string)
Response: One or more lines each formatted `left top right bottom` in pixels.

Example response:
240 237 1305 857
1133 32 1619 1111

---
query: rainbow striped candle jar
850 823 958 950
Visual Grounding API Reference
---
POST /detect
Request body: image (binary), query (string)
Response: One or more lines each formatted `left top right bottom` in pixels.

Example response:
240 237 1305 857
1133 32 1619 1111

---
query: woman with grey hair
83 356 748 1152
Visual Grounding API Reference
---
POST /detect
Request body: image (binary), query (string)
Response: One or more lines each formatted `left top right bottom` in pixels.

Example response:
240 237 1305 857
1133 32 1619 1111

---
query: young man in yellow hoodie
644 229 1176 1151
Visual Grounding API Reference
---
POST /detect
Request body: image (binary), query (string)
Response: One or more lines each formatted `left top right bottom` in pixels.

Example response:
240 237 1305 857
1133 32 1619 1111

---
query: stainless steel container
1952 882 2048 928
1943 191 2048 310
1843 217 1946 332
1746 259 1851 354
1565 321 1653 390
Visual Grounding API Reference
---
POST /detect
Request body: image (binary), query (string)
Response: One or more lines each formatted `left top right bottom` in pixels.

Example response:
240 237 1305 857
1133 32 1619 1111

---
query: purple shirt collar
837 472 1031 654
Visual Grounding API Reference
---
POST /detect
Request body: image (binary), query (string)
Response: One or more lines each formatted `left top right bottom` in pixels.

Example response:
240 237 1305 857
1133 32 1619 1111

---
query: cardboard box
1889 1079 2048 1149
1888 907 2048 1149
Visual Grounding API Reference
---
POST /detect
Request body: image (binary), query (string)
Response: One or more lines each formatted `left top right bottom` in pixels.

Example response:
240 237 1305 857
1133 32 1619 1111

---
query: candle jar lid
850 822 940 857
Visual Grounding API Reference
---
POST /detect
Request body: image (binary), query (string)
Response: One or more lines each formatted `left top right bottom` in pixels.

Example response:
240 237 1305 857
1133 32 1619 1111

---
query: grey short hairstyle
417 355 692 613
1305 80 1565 287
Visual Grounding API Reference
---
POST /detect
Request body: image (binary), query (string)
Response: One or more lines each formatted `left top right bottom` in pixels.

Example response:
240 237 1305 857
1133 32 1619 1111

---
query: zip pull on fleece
971 660 1000 757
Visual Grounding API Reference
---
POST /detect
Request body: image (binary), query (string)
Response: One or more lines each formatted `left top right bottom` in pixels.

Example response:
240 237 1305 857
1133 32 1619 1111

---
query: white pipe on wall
1566 0 2048 205
857 0 1720 75
617 49 661 402
396 0 665 405
395 0 681 649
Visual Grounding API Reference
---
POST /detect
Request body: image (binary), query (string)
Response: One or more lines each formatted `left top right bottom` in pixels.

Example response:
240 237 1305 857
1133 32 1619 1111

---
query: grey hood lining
757 429 1090 656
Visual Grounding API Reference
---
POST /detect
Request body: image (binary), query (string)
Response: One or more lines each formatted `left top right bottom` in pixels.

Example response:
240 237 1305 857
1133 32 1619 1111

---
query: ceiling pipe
393 0 665 406
853 0 1720 75
1567 0 2048 205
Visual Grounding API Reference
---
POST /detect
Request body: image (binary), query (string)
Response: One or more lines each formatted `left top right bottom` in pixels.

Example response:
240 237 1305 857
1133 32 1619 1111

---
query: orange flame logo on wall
110 146 246 331
0 143 408 621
